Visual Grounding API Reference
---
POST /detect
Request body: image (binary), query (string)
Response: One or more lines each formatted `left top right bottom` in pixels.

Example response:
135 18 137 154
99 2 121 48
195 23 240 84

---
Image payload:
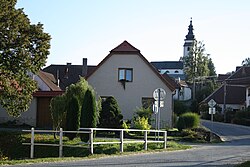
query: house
43 59 96 90
0 71 63 127
203 66 250 111
86 41 176 128
151 61 186 80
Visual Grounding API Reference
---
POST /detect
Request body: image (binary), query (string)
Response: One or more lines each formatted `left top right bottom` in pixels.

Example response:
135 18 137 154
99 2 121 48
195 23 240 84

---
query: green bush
98 96 123 128
133 117 151 135
80 89 97 142
177 112 200 131
0 132 28 160
65 95 81 140
174 100 189 116
134 107 153 123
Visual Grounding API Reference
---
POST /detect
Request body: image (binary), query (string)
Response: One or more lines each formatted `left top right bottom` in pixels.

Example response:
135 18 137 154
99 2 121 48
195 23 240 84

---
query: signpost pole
158 89 161 140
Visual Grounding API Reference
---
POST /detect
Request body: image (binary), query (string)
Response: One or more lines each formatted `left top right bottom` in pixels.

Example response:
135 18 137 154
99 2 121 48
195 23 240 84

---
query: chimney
56 70 60 87
82 58 88 77
64 62 71 79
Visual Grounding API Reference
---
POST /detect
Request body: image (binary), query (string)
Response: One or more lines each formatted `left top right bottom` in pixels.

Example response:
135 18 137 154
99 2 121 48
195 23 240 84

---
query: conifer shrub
177 112 200 131
80 89 97 142
65 96 81 140
98 96 123 128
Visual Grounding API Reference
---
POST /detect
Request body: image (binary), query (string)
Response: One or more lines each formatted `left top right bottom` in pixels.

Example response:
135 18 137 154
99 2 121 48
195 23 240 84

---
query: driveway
7 121 250 167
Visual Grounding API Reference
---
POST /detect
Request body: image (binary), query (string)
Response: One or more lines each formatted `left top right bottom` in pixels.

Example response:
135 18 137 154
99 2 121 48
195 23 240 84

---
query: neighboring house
86 41 176 128
43 59 96 90
0 71 63 127
151 61 186 80
203 66 250 111
151 61 191 101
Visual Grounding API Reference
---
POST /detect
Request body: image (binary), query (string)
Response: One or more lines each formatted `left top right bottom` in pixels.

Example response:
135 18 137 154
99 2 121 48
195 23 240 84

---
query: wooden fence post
120 130 124 153
30 127 34 159
59 128 63 157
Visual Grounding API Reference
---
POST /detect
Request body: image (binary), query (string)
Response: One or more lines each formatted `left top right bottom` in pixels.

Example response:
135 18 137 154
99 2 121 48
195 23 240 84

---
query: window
118 68 133 82
142 97 154 109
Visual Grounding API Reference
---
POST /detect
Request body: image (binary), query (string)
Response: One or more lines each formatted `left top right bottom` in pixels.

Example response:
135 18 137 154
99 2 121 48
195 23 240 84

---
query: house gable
86 41 175 92
87 41 175 127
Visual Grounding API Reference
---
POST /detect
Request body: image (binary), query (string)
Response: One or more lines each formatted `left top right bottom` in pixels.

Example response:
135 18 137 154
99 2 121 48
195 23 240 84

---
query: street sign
209 107 216 114
153 88 166 101
153 104 158 114
154 101 164 107
208 99 216 108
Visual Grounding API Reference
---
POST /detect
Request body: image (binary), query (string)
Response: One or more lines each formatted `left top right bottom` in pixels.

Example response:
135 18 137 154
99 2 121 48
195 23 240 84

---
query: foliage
133 117 151 135
98 96 123 128
176 112 200 131
0 132 28 160
195 80 217 103
183 40 209 81
0 0 51 117
65 77 89 105
134 107 153 124
242 57 250 66
50 95 66 131
174 100 189 116
208 58 216 76
80 89 98 142
65 96 81 140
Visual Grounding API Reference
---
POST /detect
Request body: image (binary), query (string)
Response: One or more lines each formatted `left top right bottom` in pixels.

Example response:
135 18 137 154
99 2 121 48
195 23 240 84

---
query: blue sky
16 0 250 74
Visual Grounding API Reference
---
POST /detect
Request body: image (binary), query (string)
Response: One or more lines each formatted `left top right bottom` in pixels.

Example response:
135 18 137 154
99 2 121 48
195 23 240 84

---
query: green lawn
0 131 191 165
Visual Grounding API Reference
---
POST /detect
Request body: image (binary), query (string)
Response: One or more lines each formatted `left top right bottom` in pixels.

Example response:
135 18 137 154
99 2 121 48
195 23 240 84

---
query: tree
0 0 51 117
183 40 209 81
98 96 123 128
65 96 81 140
80 89 97 142
242 58 250 66
208 57 216 76
50 95 66 138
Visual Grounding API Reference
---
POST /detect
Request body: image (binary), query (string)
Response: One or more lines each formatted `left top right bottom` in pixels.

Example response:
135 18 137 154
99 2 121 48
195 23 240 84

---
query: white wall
0 98 37 126
87 53 174 128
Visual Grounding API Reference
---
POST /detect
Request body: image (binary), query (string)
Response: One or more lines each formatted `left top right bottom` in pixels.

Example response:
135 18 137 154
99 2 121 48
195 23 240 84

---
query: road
8 121 250 167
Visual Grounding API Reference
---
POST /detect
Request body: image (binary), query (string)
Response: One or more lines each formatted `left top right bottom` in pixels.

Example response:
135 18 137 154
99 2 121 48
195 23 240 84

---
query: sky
16 0 250 74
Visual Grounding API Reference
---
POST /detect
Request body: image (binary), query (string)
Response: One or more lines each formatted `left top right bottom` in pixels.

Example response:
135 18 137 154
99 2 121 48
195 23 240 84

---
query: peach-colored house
86 41 176 128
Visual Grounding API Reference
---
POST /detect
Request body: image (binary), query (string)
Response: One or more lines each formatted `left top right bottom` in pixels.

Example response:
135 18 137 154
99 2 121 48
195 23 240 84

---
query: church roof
151 61 184 69
185 19 195 40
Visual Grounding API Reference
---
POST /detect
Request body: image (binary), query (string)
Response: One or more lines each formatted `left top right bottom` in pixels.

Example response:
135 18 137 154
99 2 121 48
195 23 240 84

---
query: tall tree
0 0 51 117
80 89 98 142
208 57 216 76
183 40 209 81
65 95 81 140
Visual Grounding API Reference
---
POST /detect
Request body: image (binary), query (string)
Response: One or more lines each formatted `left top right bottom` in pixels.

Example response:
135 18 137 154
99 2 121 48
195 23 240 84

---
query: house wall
87 53 174 128
173 87 192 101
218 104 244 111
0 98 37 126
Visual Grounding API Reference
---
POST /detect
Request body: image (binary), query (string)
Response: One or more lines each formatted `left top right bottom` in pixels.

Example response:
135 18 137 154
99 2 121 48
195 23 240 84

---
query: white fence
23 128 167 159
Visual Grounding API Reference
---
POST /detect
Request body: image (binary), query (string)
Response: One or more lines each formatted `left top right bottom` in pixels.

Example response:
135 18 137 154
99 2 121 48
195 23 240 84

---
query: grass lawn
0 131 191 165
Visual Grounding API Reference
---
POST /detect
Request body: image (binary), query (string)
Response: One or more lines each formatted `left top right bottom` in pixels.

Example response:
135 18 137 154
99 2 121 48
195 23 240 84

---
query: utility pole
223 81 227 122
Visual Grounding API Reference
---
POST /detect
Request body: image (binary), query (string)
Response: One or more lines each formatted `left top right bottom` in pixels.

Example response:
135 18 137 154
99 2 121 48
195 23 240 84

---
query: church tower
183 18 195 58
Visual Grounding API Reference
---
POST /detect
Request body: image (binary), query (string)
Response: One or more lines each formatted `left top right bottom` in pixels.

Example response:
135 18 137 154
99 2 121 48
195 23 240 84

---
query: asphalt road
8 121 250 167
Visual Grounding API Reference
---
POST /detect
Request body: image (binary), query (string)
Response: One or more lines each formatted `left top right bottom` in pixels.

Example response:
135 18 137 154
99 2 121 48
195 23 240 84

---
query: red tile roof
110 40 140 53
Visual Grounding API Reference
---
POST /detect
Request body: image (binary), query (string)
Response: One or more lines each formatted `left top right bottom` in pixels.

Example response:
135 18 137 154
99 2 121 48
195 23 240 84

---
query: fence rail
22 127 167 158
